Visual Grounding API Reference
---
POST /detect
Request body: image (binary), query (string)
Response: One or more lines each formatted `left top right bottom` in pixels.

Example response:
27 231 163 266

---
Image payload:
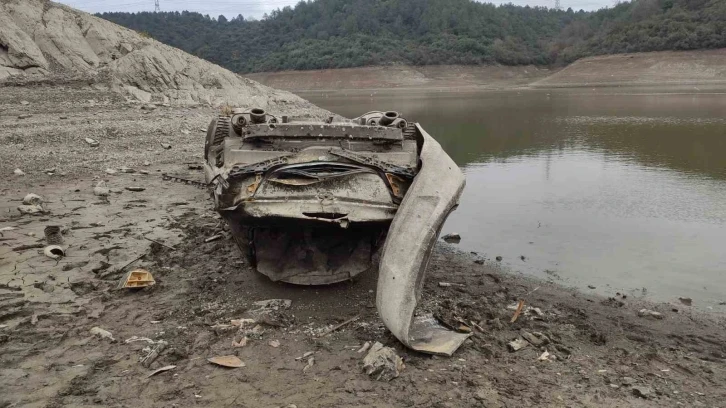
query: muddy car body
205 108 470 355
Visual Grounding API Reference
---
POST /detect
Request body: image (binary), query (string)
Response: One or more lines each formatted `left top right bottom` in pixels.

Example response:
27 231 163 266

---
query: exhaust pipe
378 111 399 126
249 108 267 124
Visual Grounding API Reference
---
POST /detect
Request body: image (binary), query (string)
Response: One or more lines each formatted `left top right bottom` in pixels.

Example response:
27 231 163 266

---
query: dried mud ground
1 85 726 408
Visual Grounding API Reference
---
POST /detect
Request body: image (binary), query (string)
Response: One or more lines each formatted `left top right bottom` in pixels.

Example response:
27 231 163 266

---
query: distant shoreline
245 49 726 92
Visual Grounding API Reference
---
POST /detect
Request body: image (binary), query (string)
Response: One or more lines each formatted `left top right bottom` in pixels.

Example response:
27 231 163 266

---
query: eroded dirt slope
0 0 329 115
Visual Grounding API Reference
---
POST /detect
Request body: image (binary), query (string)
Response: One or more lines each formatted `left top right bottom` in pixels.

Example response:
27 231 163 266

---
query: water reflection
301 89 726 306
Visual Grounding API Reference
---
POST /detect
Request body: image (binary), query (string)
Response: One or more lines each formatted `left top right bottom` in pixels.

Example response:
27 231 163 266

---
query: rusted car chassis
204 108 469 355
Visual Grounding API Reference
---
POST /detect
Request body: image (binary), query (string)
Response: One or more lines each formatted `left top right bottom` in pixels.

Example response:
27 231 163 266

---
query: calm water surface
301 89 726 307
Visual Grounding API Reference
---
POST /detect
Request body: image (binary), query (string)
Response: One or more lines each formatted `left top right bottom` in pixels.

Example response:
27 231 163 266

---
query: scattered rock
474 259 484 265
90 327 115 342
17 114 32 119
357 341 371 354
59 116 68 120
125 187 146 192
442 233 461 243
143 161 151 166
362 342 404 381
160 143 172 150
588 285 596 289
507 338 529 352
538 350 551 361
268 340 280 348
678 297 692 306
22 193 43 205
85 137 100 147
632 386 653 399
303 357 315 372
638 309 664 320
495 256 503 262
621 377 636 386
105 168 117 175
93 181 110 197
17 205 43 215
119 167 135 173
14 168 25 176
20 100 29 105
520 330 550 347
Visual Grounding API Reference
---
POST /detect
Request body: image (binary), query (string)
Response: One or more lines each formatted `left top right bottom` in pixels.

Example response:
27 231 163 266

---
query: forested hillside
99 0 726 73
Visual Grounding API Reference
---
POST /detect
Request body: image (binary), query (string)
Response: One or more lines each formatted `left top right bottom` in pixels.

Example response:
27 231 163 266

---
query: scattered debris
632 386 653 399
232 336 248 348
22 193 43 206
496 256 503 262
93 181 110 197
90 327 115 342
13 168 25 176
43 245 65 260
230 318 256 328
17 204 43 215
295 352 314 361
303 357 315 372
588 285 596 289
147 365 176 378
268 340 280 348
160 142 172 150
44 225 63 245
18 114 32 119
204 234 223 243
119 167 135 173
357 341 372 354
520 330 550 347
253 299 292 310
507 338 529 352
125 187 146 192
442 233 461 243
142 236 175 250
362 342 404 381
319 313 361 337
85 137 100 147
119 269 156 289
538 350 551 361
20 100 29 105
188 164 203 170
638 309 664 320
438 282 464 287
140 340 168 368
105 168 117 175
678 297 692 306
510 300 525 323
621 377 636 386
208 355 245 368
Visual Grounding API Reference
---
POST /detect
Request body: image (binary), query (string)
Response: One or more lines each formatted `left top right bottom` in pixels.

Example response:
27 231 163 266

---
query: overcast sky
59 0 617 19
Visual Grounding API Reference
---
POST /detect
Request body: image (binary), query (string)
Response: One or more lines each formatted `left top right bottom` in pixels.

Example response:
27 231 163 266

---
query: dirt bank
1 85 725 408
246 49 726 92
246 65 553 92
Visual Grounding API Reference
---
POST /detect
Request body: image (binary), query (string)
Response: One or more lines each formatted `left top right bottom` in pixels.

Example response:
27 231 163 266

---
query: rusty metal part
329 149 415 178
242 123 403 142
161 173 208 189
376 124 469 356
44 225 63 245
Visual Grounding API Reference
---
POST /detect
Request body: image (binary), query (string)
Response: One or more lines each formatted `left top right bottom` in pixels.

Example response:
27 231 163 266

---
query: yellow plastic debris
120 269 156 289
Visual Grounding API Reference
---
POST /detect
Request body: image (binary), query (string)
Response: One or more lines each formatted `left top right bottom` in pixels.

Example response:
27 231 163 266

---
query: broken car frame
204 108 469 355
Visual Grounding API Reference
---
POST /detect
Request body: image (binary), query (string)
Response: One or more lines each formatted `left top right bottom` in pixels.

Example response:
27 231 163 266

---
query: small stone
621 377 636 386
143 161 151 166
105 168 117 175
638 309 664 320
17 205 43 215
22 193 43 205
520 330 550 347
362 342 404 381
125 187 146 192
442 233 461 243
268 340 280 348
14 169 25 176
495 256 503 262
474 259 484 265
18 114 32 119
59 116 68 120
678 297 692 306
160 143 172 150
632 386 653 399
118 167 135 173
20 100 30 105
507 338 528 352
85 138 100 147
93 181 110 197
588 285 596 289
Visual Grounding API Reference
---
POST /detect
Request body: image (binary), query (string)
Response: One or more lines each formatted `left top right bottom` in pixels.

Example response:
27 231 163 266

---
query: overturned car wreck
204 108 469 355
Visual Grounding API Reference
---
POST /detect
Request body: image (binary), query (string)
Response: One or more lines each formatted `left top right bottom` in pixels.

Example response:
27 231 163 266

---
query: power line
554 0 562 10
154 0 160 12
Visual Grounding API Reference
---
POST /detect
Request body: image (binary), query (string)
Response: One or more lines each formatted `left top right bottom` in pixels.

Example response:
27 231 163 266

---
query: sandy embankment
246 49 726 92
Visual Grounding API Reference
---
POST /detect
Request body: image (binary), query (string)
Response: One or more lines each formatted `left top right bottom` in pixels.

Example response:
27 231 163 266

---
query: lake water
300 88 726 307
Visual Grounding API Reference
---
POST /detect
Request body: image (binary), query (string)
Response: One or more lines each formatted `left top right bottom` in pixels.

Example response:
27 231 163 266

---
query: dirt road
1 85 725 408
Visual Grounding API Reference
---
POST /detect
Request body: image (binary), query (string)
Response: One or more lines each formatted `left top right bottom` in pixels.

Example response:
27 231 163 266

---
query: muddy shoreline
2 85 725 407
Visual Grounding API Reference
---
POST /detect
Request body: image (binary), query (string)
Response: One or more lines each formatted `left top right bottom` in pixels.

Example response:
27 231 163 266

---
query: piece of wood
318 314 361 337
510 300 525 323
